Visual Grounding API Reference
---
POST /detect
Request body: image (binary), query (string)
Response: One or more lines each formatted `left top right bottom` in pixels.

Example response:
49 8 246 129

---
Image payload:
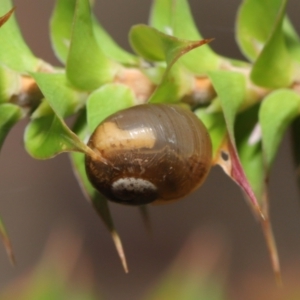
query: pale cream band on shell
94 122 156 151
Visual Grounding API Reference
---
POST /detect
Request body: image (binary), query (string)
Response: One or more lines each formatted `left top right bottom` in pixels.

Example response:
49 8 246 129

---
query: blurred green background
0 0 300 299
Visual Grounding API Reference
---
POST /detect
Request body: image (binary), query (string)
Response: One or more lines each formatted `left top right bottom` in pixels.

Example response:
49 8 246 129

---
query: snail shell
85 104 212 205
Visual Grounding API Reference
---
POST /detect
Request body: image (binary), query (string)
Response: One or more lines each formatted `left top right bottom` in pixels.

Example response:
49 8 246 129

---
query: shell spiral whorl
85 104 212 205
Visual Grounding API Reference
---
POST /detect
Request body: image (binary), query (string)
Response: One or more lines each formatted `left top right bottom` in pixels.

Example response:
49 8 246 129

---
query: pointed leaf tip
0 7 15 27
91 195 129 273
112 230 128 273
71 113 128 273
150 0 220 73
139 206 152 236
0 217 15 266
0 1 39 72
208 71 263 214
261 217 282 285
215 137 264 218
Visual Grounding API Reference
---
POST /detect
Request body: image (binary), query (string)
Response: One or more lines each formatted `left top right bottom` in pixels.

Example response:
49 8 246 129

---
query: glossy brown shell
85 104 212 205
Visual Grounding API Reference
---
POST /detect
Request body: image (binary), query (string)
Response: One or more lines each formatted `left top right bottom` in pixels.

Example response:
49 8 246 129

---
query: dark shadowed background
0 1 300 299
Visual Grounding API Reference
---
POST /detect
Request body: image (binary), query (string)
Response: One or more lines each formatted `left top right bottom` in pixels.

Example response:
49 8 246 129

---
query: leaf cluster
0 0 299 279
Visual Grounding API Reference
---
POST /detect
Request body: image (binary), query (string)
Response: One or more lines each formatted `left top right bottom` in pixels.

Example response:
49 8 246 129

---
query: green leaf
149 0 172 34
194 110 226 160
208 70 263 212
50 0 138 66
259 89 300 170
196 109 264 205
0 103 23 150
236 0 283 60
71 112 102 198
208 70 246 138
50 0 77 63
66 0 118 91
235 104 264 200
25 72 92 159
250 0 294 88
92 18 138 65
24 112 89 159
253 90 299 282
149 65 193 104
283 18 300 63
130 25 212 103
0 65 21 103
87 83 135 133
150 0 220 74
0 0 40 72
71 111 128 272
130 25 211 65
31 72 86 117
210 72 282 281
130 25 174 62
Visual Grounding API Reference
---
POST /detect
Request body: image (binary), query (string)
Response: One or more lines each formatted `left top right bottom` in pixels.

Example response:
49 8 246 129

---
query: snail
85 103 212 205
